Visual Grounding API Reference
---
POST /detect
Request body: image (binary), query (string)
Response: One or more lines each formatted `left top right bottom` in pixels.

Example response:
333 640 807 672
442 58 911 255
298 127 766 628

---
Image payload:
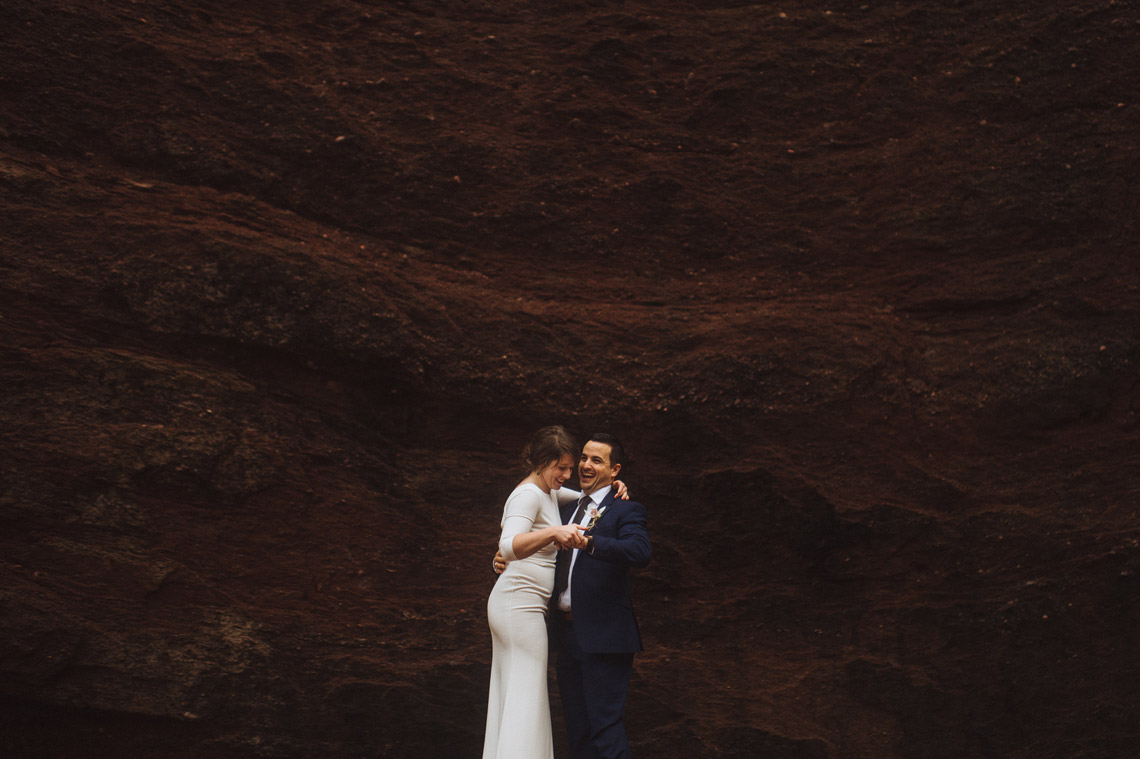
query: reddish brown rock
1 1 1138 757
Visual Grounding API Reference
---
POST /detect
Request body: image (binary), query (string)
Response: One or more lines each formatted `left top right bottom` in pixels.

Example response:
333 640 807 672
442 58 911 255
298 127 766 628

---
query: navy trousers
556 620 635 759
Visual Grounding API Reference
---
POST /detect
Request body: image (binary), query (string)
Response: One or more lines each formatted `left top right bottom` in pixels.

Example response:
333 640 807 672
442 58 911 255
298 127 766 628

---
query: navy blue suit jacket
550 488 651 654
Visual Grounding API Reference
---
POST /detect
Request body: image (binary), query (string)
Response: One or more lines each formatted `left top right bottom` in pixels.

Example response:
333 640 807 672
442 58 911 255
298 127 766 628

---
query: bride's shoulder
503 482 550 513
508 481 546 500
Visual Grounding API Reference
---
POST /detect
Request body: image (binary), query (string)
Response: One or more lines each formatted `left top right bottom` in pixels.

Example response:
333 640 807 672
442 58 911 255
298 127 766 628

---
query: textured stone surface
2 1 1138 757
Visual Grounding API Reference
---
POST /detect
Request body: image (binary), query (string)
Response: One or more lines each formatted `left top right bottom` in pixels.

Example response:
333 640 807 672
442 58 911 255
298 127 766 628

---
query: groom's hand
493 550 507 574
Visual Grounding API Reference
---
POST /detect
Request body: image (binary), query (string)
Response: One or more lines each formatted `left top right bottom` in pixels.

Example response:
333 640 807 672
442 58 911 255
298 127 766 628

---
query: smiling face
578 440 620 495
537 454 576 492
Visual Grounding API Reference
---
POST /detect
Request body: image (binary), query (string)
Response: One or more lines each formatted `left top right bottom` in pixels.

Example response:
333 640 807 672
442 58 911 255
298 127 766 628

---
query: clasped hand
492 524 589 575
551 523 589 550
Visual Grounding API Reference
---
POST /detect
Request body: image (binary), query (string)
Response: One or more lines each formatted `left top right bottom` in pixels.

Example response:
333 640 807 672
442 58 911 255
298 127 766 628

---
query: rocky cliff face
2 1 1138 757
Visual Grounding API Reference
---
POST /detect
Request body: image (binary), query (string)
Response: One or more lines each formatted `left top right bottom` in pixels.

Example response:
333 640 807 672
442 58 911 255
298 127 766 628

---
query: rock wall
2 1 1138 757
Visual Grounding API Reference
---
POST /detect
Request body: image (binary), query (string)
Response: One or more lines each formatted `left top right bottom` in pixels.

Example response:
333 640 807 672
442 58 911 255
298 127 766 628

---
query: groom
549 433 651 759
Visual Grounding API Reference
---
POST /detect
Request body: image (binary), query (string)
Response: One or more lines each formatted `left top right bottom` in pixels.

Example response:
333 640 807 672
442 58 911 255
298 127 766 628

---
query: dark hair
586 432 626 469
523 426 578 474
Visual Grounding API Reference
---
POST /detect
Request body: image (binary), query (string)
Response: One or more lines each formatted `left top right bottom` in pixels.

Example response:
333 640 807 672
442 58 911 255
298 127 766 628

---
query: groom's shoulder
613 497 648 514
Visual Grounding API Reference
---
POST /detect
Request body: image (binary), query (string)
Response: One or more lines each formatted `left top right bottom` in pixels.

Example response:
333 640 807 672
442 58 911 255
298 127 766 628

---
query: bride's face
539 454 575 491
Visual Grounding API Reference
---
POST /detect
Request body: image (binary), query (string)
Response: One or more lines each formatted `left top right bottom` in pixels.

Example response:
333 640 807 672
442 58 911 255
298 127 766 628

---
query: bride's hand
552 524 589 549
613 479 630 500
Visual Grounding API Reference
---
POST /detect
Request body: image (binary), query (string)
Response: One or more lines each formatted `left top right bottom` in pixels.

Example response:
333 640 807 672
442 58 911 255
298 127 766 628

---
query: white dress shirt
557 484 611 612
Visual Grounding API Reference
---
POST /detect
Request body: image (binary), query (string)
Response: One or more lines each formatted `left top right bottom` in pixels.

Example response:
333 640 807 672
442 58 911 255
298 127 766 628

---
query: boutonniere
585 506 606 530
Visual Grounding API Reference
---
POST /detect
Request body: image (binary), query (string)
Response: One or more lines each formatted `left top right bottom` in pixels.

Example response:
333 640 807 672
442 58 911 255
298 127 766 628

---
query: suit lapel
588 489 618 530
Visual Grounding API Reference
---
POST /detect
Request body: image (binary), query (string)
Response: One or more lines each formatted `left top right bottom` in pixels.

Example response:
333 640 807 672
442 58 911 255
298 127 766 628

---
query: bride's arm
555 487 582 506
554 480 630 505
505 523 586 561
499 490 585 561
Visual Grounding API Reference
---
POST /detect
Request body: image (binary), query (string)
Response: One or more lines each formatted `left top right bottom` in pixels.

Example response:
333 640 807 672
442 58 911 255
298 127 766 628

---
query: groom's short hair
587 432 626 469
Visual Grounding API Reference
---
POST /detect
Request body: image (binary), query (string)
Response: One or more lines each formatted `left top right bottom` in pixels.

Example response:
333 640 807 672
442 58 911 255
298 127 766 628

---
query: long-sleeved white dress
482 482 578 759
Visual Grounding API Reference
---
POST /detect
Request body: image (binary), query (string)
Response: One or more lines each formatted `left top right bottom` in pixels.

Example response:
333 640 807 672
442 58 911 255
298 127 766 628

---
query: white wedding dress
482 482 579 759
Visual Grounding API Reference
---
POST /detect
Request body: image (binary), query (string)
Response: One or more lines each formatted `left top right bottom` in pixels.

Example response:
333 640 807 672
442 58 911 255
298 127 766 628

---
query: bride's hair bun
523 426 578 474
